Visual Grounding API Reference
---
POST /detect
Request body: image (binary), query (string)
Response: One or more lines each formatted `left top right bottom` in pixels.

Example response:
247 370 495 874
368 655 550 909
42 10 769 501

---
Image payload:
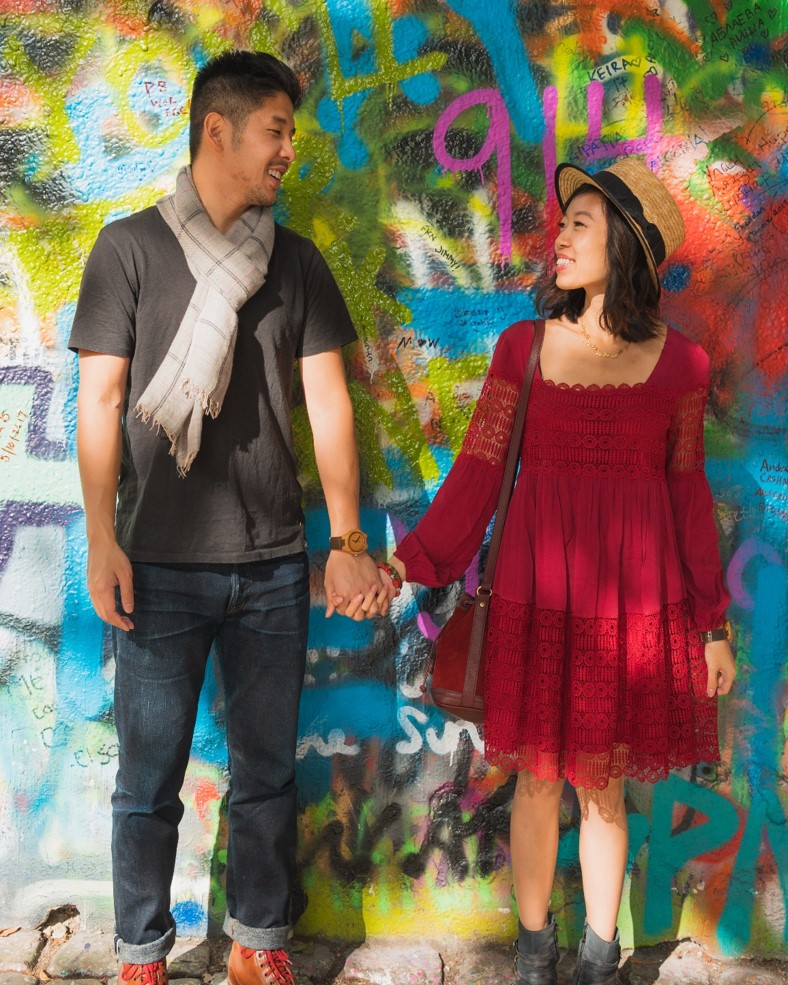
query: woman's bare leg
510 770 566 929
577 776 628 941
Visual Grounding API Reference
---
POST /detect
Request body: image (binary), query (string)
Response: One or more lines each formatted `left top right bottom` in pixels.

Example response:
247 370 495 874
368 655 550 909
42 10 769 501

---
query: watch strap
329 529 368 555
699 620 731 643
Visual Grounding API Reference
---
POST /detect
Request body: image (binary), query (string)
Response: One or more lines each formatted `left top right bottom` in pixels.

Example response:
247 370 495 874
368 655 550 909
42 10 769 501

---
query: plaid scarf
135 166 275 476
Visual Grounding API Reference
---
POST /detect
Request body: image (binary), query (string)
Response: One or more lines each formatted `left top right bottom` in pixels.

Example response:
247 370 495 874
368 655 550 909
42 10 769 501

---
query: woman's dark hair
534 184 662 341
189 50 302 161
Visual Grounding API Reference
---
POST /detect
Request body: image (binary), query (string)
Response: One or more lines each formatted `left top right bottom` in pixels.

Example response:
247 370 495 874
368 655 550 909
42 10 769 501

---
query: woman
385 159 736 985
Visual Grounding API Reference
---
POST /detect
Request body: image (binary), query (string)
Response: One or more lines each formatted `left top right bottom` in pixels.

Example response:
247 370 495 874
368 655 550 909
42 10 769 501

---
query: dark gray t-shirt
69 206 356 563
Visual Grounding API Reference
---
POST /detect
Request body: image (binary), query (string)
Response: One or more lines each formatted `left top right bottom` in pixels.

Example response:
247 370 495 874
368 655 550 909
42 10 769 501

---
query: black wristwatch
699 618 732 644
329 529 368 556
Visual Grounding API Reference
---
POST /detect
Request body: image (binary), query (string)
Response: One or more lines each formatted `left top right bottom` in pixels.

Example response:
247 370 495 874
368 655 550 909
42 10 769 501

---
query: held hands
704 640 736 697
86 535 134 631
324 551 399 620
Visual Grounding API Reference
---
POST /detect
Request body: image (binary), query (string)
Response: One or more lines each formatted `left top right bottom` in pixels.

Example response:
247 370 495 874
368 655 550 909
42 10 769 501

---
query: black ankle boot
513 912 558 985
572 922 621 984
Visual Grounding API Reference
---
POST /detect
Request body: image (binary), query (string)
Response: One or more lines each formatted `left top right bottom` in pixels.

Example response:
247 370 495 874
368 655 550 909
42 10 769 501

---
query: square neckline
537 325 673 392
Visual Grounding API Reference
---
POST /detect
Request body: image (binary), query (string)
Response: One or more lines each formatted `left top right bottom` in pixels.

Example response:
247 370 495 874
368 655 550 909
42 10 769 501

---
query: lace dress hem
482 597 720 789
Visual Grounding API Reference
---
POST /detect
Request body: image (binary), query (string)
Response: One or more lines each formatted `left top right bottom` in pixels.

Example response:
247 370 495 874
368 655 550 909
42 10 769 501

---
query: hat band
594 171 666 268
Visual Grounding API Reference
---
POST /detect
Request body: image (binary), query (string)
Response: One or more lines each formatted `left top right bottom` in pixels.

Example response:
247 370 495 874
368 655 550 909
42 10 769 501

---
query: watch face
347 530 367 553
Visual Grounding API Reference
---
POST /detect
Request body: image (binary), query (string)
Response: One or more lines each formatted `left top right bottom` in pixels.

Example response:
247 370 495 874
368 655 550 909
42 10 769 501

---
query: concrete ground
1 928 786 985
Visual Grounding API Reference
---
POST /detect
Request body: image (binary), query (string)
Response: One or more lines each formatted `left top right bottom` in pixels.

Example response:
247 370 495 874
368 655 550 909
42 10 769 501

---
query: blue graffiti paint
645 774 740 936
717 561 788 954
298 681 413 745
317 91 369 170
296 678 450 802
65 85 185 202
396 287 538 358
718 784 788 954
191 647 228 767
317 0 384 169
171 899 206 932
662 263 691 293
441 0 543 142
745 383 788 543
325 0 377 78
393 17 441 106
128 74 190 133
307 603 374 650
57 516 110 722
57 303 79 458
318 1 439 169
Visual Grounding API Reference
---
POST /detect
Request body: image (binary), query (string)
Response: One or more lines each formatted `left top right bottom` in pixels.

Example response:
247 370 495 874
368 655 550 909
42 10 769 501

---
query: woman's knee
513 770 565 815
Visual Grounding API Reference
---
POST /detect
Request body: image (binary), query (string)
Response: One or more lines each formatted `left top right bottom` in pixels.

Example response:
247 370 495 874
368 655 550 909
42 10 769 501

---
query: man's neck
190 159 245 235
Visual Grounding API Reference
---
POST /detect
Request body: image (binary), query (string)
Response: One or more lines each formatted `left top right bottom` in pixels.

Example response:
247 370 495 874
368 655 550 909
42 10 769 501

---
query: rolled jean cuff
223 914 290 951
115 924 176 964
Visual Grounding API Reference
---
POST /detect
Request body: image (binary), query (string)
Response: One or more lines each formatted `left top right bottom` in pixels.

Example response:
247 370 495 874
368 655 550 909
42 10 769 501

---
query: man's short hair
189 50 302 161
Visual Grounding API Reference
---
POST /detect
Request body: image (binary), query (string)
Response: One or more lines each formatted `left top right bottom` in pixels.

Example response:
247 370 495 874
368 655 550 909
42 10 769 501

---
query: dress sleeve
666 368 731 632
394 326 527 587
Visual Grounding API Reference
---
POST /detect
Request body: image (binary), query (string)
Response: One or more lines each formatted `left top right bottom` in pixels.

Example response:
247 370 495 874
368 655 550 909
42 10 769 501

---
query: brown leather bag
421 320 545 723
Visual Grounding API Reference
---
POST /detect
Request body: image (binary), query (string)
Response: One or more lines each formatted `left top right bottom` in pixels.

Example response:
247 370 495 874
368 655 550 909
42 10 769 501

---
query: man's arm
300 349 394 620
76 350 135 631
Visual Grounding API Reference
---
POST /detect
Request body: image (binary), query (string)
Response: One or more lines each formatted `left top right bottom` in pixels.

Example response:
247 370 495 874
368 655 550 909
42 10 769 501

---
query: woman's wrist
387 555 407 581
377 559 403 596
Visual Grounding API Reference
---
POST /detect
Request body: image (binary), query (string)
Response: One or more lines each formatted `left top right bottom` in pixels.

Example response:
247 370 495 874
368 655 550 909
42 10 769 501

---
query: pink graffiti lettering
584 74 663 170
543 75 664 215
433 89 513 262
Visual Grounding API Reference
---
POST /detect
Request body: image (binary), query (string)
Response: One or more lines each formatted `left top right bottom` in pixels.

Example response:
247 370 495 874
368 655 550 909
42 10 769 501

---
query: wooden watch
329 529 368 556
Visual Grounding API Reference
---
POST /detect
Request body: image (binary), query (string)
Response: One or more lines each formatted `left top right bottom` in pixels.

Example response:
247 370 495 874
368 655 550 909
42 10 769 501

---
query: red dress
395 321 730 790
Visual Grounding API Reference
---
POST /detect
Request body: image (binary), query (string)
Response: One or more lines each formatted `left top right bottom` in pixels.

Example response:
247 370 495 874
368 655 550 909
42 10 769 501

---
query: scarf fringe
176 453 196 479
135 406 190 474
181 380 222 419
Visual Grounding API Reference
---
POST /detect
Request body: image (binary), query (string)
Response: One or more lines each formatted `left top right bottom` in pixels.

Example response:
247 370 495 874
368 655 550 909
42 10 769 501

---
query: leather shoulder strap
477 319 545 595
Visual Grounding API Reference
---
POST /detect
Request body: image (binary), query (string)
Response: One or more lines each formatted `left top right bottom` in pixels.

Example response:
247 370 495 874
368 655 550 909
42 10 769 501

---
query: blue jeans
110 554 310 963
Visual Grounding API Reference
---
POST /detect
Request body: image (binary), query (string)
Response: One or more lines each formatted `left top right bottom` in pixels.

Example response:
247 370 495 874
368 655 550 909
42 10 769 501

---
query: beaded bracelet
376 560 403 597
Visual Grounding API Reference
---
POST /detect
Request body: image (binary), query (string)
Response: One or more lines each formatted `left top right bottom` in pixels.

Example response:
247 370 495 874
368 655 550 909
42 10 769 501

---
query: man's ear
202 111 228 153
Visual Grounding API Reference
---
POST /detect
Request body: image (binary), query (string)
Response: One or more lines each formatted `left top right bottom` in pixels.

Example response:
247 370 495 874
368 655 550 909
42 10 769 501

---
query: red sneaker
119 961 168 985
228 941 295 985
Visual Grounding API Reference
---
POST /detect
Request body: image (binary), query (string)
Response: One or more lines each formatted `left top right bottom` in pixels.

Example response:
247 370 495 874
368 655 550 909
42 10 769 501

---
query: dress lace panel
461 374 520 468
522 380 675 480
482 597 719 790
667 386 707 474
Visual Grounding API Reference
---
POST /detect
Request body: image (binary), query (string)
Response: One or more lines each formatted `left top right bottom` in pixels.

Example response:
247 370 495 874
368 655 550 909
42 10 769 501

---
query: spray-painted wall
0 0 786 959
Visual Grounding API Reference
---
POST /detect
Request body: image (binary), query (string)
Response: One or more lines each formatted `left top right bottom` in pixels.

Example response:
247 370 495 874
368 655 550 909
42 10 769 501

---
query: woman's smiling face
554 190 610 296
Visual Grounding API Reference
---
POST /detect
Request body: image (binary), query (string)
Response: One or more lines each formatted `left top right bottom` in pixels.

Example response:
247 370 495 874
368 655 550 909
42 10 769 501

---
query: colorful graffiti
0 0 786 960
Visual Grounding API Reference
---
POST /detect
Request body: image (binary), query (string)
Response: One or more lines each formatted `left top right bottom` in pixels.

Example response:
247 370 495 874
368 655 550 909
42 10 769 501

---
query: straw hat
554 158 685 292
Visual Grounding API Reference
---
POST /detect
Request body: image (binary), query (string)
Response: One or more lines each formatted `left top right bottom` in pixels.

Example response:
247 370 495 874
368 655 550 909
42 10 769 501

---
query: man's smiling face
224 89 296 209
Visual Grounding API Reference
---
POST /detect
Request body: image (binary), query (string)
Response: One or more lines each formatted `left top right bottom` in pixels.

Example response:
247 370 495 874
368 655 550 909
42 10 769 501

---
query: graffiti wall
0 0 786 960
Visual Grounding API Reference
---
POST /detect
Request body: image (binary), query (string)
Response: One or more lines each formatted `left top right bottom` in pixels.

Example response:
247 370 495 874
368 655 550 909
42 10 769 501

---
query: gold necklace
579 315 631 360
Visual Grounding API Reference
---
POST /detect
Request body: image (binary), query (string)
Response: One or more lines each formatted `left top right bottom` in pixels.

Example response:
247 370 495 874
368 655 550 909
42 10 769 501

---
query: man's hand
324 552 394 620
76 350 132 630
87 536 135 631
704 640 736 697
300 349 398 620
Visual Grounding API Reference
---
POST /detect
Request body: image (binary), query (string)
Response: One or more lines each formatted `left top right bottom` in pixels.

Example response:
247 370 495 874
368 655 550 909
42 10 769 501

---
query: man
70 51 394 985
